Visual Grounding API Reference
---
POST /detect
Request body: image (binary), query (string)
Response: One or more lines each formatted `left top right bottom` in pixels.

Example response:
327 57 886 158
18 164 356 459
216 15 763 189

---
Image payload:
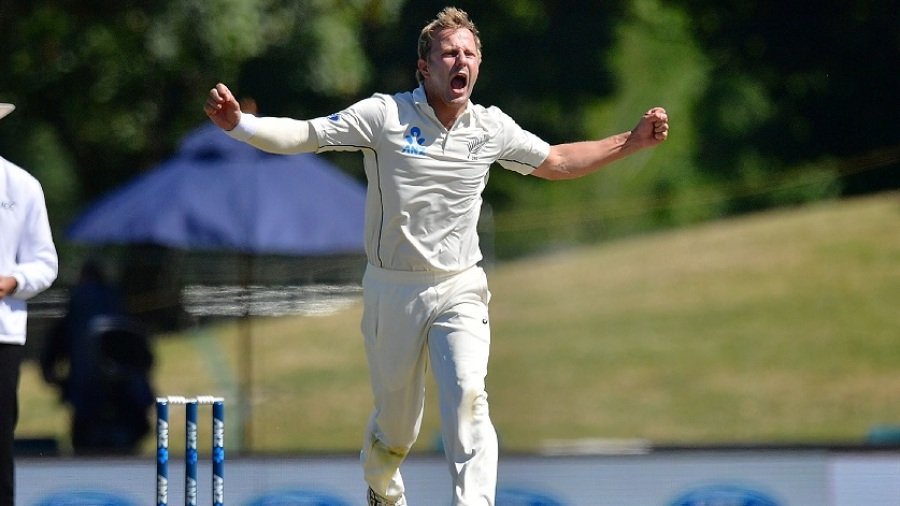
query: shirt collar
412 85 429 106
412 85 473 128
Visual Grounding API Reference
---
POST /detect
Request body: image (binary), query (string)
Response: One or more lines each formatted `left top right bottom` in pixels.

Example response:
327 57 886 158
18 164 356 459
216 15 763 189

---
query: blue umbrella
65 123 367 450
66 123 365 256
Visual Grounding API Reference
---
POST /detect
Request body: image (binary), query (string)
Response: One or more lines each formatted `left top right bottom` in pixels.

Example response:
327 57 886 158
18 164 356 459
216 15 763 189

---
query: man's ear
417 58 429 80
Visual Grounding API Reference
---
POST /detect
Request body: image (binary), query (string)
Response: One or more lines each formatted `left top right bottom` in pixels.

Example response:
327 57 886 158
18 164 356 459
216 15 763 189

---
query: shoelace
367 487 398 506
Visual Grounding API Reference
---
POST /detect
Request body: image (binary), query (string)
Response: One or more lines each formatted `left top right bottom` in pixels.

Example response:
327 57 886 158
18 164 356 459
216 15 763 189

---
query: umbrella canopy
66 124 365 256
65 123 367 452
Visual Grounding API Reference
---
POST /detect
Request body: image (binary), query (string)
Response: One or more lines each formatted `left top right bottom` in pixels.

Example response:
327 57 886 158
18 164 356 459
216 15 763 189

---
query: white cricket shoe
367 487 407 506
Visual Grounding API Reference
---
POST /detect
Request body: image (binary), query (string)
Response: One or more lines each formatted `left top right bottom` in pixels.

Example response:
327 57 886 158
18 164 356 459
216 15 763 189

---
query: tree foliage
669 0 900 200
0 0 895 258
0 0 401 210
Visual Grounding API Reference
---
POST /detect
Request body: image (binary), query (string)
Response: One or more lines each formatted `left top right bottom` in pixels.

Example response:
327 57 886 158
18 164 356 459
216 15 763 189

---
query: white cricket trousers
360 264 498 506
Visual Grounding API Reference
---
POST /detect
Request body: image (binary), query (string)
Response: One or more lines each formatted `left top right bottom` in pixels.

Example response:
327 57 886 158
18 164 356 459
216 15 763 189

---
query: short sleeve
309 95 389 152
492 108 550 175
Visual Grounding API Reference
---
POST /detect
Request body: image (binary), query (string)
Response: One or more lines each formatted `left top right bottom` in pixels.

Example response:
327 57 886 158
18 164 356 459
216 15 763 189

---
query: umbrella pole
239 254 253 451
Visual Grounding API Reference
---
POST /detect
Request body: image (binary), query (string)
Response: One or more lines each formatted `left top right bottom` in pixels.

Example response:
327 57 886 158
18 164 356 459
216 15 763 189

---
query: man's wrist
225 113 259 141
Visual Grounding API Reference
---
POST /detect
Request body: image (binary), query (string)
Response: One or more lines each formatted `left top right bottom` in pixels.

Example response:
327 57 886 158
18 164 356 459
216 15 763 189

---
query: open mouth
451 74 468 91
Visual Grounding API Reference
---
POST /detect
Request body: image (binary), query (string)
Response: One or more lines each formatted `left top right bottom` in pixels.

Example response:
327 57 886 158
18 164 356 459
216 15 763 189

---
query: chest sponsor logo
402 126 427 156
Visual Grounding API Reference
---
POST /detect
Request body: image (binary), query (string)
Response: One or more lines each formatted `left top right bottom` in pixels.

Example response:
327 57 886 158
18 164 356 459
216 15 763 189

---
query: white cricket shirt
0 157 59 344
308 86 550 273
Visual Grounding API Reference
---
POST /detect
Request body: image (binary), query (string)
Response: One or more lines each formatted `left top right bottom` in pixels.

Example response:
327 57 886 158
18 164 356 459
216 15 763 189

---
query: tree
0 0 403 223
670 0 900 201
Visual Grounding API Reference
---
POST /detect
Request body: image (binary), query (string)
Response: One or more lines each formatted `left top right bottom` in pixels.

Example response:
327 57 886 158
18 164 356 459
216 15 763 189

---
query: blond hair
416 7 482 84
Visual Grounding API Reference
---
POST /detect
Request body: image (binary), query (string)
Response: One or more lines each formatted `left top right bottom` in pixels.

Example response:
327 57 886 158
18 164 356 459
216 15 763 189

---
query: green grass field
17 192 900 455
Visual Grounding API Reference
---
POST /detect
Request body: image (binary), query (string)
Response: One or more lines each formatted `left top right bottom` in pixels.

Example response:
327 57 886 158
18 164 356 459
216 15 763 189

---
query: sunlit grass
18 193 900 455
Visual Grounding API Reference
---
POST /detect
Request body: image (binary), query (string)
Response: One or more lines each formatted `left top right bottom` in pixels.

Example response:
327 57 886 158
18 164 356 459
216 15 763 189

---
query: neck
424 89 465 129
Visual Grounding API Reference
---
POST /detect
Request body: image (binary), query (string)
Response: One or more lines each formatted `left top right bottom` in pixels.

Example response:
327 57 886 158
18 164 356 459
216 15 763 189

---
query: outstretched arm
203 82 317 154
531 107 669 180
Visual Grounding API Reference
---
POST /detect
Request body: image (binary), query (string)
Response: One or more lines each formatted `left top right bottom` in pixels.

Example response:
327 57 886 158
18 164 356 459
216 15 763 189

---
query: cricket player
205 7 668 505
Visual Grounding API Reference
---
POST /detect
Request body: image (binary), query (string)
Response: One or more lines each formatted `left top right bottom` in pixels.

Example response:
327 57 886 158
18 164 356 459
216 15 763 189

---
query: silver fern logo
467 134 489 160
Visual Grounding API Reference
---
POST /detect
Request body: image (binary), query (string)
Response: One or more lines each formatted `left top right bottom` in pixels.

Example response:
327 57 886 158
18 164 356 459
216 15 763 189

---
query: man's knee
460 387 491 422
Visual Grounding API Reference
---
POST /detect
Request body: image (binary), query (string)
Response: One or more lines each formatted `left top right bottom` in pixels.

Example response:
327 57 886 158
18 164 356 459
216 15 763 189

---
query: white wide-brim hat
0 103 15 120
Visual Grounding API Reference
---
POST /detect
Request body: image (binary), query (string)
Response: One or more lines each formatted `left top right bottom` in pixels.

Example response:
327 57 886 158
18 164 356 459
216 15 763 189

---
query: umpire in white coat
0 102 59 506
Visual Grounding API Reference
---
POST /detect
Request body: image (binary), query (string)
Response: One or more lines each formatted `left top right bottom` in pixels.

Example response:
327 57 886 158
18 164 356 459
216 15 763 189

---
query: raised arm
531 107 669 180
203 82 318 154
